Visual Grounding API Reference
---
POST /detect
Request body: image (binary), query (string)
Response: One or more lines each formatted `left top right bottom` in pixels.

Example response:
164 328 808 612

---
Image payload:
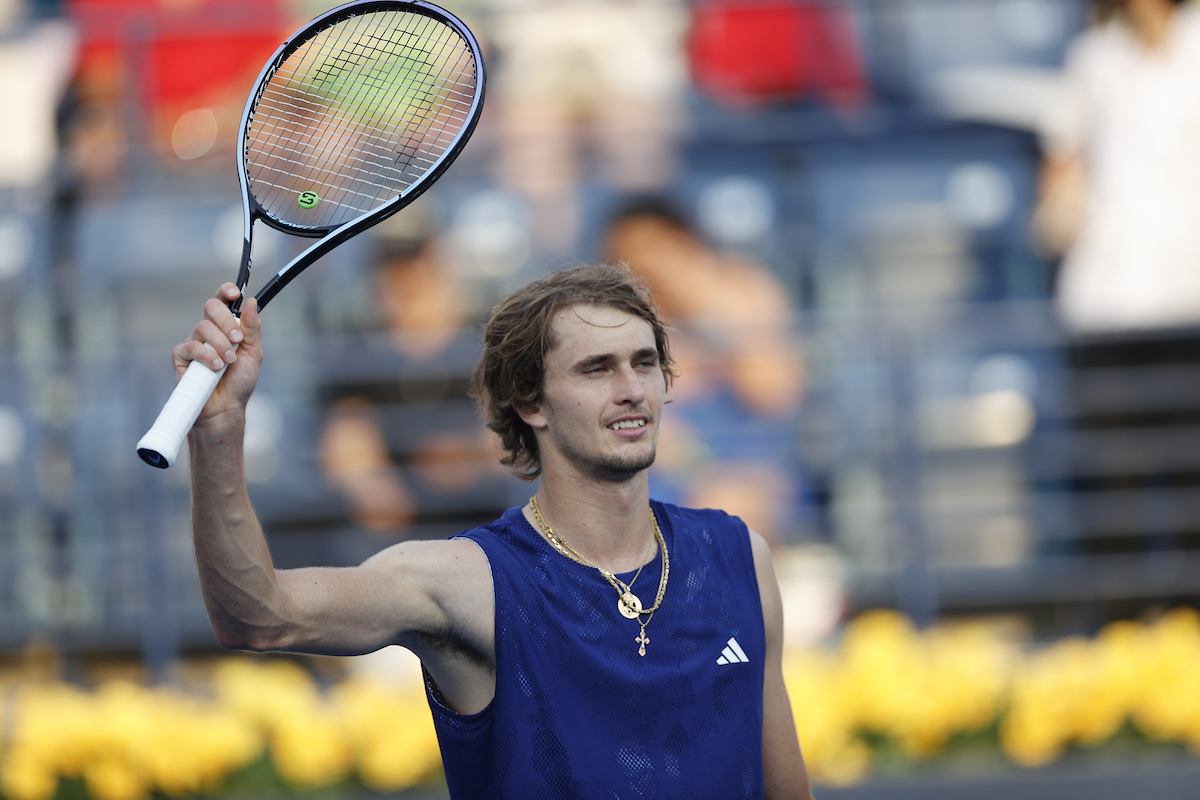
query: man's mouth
609 419 647 431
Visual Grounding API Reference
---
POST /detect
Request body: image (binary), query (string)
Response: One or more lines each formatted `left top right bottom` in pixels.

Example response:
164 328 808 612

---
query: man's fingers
171 283 263 394
215 282 241 303
203 296 237 325
174 339 224 373
190 319 237 369
201 298 242 356
193 340 226 372
208 284 253 347
239 296 261 346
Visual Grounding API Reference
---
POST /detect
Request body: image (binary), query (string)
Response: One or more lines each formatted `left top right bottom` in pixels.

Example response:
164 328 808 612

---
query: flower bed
790 606 1200 785
0 660 441 800
2 607 1198 799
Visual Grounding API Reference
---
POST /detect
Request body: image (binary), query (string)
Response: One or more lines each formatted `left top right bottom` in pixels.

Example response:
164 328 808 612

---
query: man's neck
527 470 657 575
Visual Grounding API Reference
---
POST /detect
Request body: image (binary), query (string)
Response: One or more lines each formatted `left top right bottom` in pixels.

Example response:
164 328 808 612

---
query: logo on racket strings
297 191 320 209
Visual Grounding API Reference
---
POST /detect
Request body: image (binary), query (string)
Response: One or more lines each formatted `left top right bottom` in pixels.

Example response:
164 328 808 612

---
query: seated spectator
603 197 809 544
317 225 507 535
604 197 805 416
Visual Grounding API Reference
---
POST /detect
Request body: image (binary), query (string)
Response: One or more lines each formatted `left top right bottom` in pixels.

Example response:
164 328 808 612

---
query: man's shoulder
453 505 524 537
652 499 747 534
446 506 532 563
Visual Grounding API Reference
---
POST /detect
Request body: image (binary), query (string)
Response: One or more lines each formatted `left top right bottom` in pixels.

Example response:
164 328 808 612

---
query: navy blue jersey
425 500 766 799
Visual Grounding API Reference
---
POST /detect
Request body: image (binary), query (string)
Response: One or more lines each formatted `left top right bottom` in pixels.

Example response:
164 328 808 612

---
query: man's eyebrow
571 353 615 372
571 348 659 372
633 347 659 363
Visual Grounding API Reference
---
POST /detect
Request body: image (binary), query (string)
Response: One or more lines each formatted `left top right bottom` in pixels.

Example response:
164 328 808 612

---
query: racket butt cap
136 358 224 469
137 447 171 469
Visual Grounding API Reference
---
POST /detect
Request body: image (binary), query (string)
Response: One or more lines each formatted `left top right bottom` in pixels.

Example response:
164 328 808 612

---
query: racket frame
232 0 486 313
137 0 485 468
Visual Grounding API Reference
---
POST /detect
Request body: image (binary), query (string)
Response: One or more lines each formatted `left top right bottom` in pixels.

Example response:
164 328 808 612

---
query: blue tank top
425 500 766 799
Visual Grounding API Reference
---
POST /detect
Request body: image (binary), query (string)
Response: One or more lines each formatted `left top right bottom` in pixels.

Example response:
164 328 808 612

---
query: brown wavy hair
468 263 676 481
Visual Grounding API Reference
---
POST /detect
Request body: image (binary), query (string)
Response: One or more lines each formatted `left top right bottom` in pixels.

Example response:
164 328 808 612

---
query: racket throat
229 235 254 315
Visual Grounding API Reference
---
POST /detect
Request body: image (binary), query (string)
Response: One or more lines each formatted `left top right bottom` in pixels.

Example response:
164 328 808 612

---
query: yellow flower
999 704 1066 768
840 609 923 737
269 706 352 789
9 684 98 777
211 658 320 732
784 650 872 786
1000 638 1088 765
331 677 442 791
136 691 262 796
0 747 58 800
1131 608 1200 744
835 611 1014 760
83 758 147 800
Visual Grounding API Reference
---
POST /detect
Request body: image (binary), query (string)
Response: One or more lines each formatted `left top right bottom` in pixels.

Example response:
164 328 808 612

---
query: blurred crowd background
2 0 1200 794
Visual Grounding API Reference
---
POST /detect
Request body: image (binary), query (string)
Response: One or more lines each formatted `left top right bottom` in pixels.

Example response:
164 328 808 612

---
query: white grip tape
137 352 227 468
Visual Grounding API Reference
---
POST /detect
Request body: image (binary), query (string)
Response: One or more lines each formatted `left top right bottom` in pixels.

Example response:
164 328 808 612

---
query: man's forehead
548 303 654 352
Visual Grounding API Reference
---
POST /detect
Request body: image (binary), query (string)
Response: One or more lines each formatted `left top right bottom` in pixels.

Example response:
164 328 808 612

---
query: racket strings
246 8 478 229
252 14 470 213
333 18 466 166
254 14 464 173
325 15 475 157
271 15 474 177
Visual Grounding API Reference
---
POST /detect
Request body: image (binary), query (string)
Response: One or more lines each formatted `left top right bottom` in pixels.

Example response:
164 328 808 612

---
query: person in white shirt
1037 0 1200 334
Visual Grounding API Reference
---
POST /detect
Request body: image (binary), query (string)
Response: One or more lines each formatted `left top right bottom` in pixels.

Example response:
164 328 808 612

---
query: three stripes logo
716 637 750 665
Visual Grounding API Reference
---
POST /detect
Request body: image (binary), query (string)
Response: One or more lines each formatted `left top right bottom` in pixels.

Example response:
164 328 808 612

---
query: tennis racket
137 0 485 468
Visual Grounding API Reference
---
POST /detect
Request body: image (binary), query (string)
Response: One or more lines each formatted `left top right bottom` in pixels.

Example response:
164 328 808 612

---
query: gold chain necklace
529 496 669 656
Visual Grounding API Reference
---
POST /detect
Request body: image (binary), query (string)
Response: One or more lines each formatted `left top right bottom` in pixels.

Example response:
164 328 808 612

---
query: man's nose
614 365 647 405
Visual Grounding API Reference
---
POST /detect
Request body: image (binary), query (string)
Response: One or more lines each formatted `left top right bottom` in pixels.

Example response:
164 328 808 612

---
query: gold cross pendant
636 629 649 657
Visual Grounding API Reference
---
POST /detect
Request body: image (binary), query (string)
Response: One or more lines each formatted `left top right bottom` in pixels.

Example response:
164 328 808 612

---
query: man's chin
590 448 657 482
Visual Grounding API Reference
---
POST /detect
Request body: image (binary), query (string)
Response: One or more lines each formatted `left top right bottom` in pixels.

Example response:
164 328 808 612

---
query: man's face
522 304 667 483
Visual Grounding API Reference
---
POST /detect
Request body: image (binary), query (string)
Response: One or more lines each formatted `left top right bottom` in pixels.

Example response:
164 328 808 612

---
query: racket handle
137 358 227 469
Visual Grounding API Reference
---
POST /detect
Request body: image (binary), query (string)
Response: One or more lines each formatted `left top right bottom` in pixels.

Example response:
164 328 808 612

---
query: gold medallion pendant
530 496 669 657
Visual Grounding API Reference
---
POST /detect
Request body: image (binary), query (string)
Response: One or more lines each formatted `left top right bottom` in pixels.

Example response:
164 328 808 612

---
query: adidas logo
716 637 749 665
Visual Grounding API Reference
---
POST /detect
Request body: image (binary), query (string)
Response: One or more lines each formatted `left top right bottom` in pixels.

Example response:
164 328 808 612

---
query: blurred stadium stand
2 0 1198 720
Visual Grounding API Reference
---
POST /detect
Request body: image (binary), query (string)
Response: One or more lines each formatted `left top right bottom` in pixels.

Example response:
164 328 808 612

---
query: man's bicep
271 538 490 656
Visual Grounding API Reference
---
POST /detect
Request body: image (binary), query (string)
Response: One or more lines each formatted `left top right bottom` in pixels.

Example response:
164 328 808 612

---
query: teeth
610 420 645 430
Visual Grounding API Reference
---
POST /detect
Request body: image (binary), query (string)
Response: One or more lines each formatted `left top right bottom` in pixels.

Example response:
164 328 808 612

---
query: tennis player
178 264 812 798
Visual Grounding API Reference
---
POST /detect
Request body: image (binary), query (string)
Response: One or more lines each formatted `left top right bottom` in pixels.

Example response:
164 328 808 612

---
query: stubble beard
559 433 658 483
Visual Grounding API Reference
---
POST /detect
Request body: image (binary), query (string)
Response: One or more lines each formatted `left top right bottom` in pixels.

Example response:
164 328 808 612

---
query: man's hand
173 283 264 428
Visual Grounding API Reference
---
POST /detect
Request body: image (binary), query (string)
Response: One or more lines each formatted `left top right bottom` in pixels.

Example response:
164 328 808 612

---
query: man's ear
513 401 547 430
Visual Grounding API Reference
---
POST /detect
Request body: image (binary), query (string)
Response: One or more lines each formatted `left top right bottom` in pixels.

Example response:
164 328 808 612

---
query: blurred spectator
371 232 477 362
58 0 287 189
319 397 416 531
1035 0 1200 333
317 221 506 535
686 0 867 112
487 0 687 251
60 60 126 189
605 197 806 415
603 197 808 544
1033 0 1200 558
0 15 76 189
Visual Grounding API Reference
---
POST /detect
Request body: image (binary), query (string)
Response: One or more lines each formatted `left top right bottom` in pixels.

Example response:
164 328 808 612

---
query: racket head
237 0 485 239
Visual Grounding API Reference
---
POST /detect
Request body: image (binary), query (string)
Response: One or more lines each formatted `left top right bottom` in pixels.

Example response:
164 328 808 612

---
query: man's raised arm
178 284 494 674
